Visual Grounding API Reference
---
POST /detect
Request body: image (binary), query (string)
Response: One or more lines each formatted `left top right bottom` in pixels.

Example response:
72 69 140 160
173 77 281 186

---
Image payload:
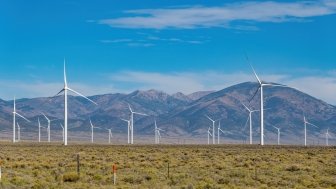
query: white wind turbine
128 104 147 144
241 103 259 145
325 129 331 146
17 123 21 142
60 123 65 143
248 59 286 146
106 128 113 144
154 120 164 144
207 127 212 145
303 116 318 146
12 97 30 143
42 113 57 143
272 126 281 145
217 120 225 144
121 118 131 144
205 115 219 144
89 119 100 143
54 60 97 146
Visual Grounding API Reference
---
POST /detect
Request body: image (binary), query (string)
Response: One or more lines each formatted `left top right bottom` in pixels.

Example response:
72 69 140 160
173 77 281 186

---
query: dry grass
0 143 335 188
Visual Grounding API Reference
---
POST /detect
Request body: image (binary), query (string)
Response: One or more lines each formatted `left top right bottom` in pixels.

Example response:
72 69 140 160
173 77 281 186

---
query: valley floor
0 143 335 188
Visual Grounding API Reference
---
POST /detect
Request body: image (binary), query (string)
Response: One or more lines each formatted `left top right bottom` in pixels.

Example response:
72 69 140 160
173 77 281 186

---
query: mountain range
0 82 335 144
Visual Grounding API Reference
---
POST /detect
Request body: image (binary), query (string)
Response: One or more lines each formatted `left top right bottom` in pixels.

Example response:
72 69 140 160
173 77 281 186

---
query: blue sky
1 0 336 103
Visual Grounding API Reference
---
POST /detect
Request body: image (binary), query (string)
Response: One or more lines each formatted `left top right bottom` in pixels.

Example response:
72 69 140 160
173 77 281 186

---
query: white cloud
98 0 336 29
100 36 208 47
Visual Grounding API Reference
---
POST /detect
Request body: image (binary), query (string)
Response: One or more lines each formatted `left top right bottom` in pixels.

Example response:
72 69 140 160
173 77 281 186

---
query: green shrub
63 172 79 182
286 165 300 172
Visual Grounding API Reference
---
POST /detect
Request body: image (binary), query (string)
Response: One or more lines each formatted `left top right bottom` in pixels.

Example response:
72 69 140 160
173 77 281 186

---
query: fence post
113 164 117 185
0 160 2 182
76 154 80 177
254 167 258 180
167 163 170 179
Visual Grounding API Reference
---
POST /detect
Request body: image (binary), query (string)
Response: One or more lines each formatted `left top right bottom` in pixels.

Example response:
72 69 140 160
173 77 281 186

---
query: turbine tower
60 123 65 143
128 104 147 144
121 118 131 144
12 97 30 143
38 117 42 142
54 60 97 146
272 126 281 145
242 103 259 144
89 119 100 143
303 116 318 146
217 121 225 144
207 127 212 145
17 123 21 142
248 60 286 146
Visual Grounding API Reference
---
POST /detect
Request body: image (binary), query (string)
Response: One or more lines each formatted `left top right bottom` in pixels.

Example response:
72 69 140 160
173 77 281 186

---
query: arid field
0 143 335 189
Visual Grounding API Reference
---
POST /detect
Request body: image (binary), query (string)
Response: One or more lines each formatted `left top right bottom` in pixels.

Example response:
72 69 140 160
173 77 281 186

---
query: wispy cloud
98 0 336 29
100 35 207 47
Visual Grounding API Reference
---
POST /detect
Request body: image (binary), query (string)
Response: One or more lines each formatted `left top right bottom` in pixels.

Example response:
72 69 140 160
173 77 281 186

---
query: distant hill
0 82 335 144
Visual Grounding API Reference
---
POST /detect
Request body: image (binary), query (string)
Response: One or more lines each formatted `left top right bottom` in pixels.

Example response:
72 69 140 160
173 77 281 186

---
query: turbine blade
133 112 147 116
307 122 318 128
127 103 133 112
64 58 67 84
242 115 250 131
55 89 65 97
245 54 262 84
249 87 260 103
205 115 214 122
15 113 30 122
68 88 97 105
218 128 225 134
41 113 50 121
241 103 250 111
120 118 129 122
263 83 287 88
89 119 94 128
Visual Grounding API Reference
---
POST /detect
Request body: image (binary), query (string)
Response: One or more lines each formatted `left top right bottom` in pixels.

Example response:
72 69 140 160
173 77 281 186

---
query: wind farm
1 0 336 188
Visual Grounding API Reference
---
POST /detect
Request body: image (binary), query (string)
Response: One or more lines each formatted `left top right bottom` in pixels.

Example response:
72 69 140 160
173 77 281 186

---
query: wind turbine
106 128 113 144
60 123 65 143
248 59 286 146
42 113 58 143
155 121 158 144
241 103 259 145
303 116 318 146
12 97 30 143
17 123 21 142
54 60 97 146
128 104 147 144
272 126 281 145
207 127 212 145
205 115 218 144
154 120 164 144
325 129 331 146
121 118 131 144
89 119 100 143
217 120 225 144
